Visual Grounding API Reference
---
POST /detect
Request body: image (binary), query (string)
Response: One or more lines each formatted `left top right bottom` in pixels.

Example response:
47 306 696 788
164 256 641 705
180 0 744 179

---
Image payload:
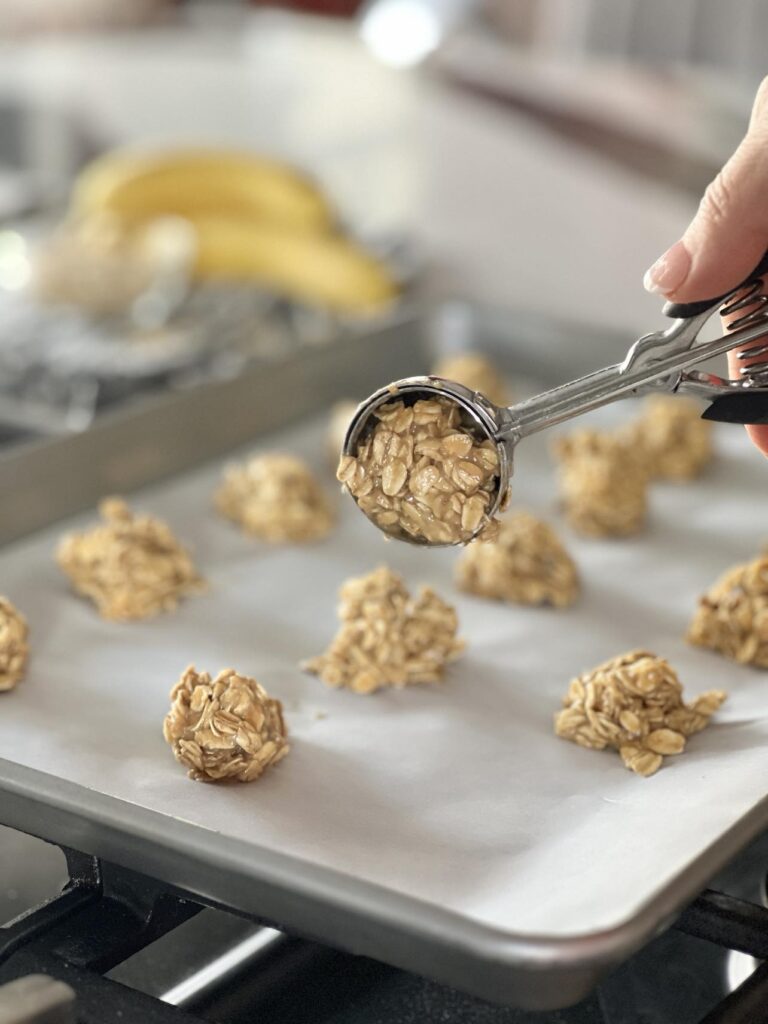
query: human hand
643 78 768 454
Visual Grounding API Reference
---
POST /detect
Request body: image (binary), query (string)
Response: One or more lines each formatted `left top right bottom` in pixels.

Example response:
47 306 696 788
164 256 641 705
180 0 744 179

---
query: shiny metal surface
341 375 512 545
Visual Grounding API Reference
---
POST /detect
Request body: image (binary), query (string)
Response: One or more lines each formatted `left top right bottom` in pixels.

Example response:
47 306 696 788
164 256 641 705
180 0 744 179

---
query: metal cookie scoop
343 254 768 546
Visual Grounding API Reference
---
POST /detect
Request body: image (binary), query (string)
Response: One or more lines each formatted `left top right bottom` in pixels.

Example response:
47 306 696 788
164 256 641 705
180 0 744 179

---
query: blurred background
0 0 762 448
0 0 765 1017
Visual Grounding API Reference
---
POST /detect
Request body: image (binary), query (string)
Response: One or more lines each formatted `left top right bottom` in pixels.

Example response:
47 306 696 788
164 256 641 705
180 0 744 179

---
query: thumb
643 79 768 303
643 79 768 456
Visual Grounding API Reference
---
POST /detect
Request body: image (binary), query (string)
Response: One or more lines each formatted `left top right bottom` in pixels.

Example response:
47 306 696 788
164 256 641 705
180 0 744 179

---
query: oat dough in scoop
338 397 504 545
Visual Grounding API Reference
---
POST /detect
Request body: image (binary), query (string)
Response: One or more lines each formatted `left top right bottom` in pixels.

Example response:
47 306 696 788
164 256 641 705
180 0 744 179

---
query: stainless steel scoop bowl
341 376 514 547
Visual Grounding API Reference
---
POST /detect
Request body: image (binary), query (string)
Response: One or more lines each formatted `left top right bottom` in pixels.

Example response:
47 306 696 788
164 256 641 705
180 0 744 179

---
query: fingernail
643 239 691 295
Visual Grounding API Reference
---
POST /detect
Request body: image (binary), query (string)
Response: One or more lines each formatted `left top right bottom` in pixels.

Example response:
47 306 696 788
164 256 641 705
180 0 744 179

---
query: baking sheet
0 407 766 943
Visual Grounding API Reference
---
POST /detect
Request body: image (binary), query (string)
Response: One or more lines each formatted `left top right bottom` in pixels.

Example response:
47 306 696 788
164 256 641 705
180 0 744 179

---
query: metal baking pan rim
2 758 767 1009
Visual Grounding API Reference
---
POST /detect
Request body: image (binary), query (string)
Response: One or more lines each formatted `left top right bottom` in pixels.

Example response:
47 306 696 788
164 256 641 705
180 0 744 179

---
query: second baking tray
0 305 767 1011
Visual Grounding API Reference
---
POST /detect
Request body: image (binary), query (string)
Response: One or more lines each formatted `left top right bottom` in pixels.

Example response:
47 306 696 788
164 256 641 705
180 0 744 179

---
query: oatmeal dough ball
0 598 29 692
164 666 289 783
215 453 334 543
327 399 358 467
624 395 713 481
56 497 204 621
688 554 768 666
456 511 579 607
337 397 506 545
303 565 464 694
554 650 726 777
432 352 509 407
552 429 649 537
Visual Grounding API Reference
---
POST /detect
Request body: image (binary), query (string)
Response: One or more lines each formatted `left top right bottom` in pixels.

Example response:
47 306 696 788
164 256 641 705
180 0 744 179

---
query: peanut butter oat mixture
327 400 358 467
337 397 505 545
164 666 289 783
432 353 509 407
215 453 334 543
456 511 579 607
56 497 204 621
552 429 648 537
302 566 464 694
0 598 29 692
688 555 768 666
624 395 713 481
554 650 726 777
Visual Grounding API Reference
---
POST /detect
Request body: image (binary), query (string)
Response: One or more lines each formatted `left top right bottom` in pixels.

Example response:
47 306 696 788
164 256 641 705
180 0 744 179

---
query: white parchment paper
0 410 766 938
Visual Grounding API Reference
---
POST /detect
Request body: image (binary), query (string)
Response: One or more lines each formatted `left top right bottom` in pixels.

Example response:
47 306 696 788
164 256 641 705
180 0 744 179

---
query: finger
644 79 768 452
722 81 768 454
644 78 768 303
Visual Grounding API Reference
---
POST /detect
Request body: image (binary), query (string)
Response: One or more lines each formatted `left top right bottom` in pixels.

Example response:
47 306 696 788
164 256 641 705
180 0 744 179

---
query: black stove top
2 826 768 1024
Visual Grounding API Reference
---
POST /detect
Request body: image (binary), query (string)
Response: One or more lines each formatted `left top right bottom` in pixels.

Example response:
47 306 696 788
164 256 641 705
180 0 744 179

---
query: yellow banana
173 216 398 313
72 148 335 233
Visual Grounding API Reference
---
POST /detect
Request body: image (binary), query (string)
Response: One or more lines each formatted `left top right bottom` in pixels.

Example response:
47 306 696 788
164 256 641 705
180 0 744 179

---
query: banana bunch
70 148 399 313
